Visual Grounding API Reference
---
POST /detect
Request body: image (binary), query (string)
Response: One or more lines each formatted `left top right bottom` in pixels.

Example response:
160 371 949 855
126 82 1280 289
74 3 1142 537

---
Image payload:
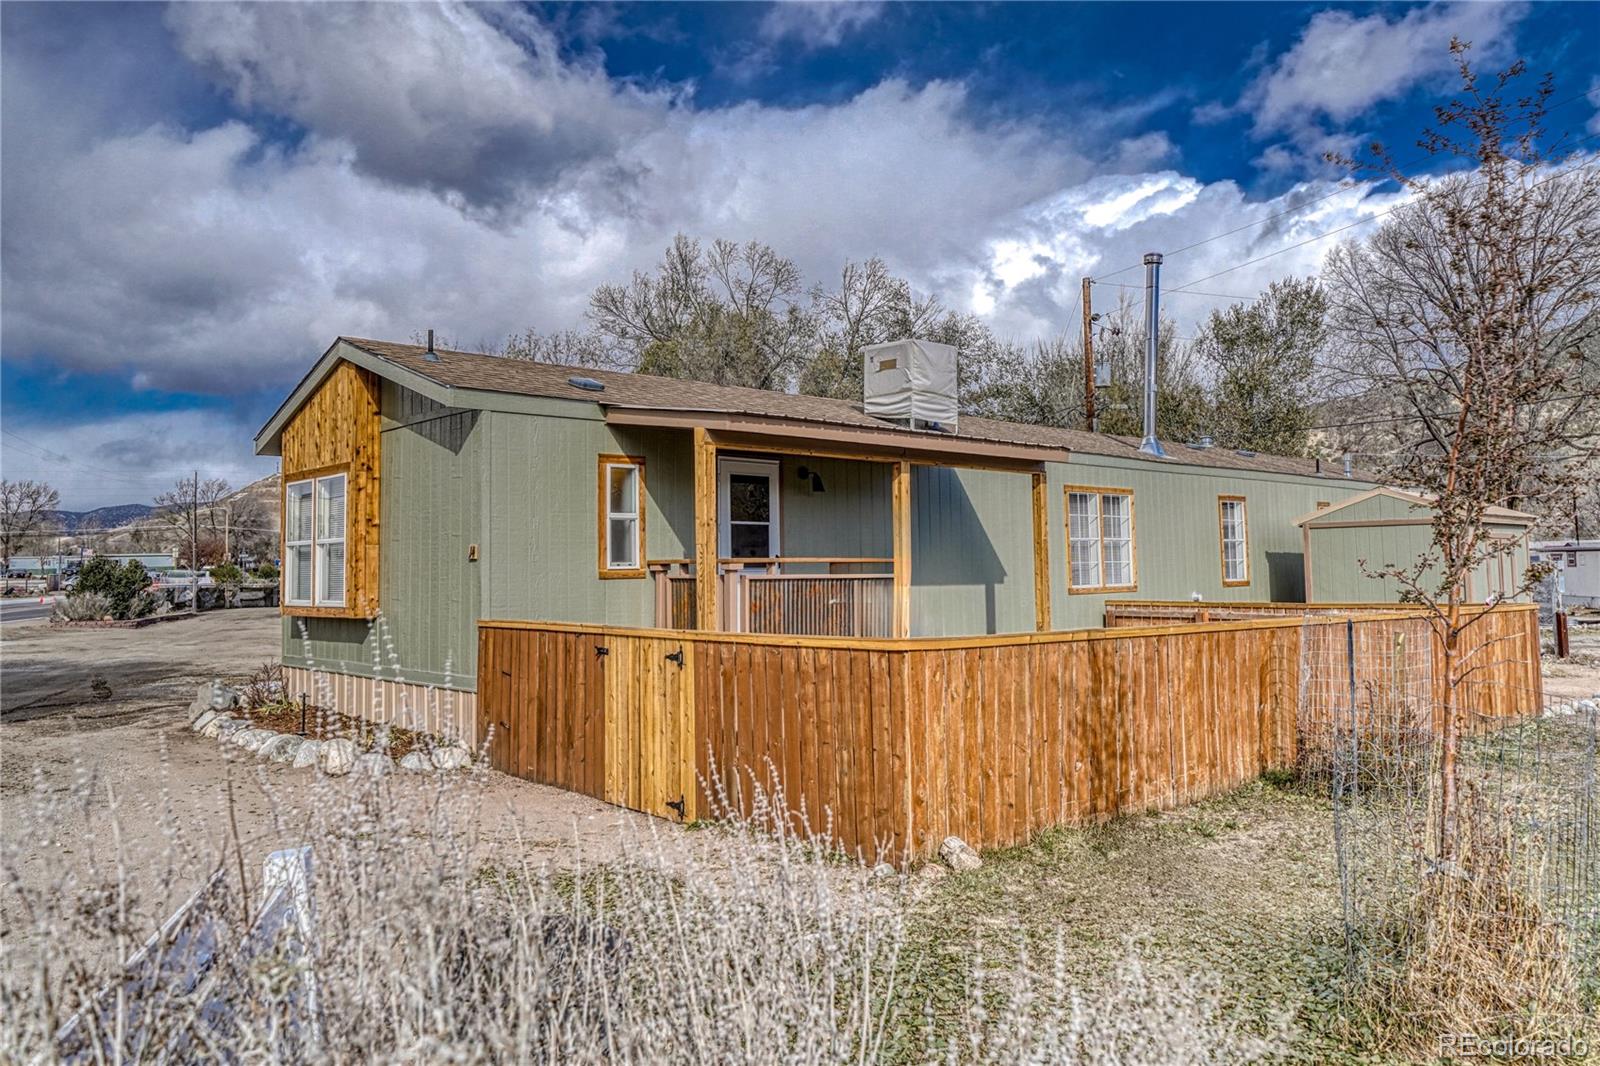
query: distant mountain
45 503 157 533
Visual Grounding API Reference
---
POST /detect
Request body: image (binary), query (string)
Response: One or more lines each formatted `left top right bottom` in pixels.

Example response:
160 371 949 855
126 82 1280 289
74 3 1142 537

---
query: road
0 597 58 624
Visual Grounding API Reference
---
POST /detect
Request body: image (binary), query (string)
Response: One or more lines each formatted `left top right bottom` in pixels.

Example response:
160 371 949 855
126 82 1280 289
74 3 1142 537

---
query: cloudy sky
2 1 1596 508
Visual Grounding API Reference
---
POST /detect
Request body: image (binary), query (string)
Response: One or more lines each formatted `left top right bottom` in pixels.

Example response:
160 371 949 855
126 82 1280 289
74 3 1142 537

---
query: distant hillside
44 503 156 533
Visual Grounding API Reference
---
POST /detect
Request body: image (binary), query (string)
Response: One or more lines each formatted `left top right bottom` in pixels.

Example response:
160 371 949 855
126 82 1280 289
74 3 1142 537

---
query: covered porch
607 408 1068 639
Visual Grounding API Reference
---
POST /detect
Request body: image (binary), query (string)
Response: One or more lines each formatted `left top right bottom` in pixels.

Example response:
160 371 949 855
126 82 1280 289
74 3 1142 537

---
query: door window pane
729 523 770 558
728 474 770 523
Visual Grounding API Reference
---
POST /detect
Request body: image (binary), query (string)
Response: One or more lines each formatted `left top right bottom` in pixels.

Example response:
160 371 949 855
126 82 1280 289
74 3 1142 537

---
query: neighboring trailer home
254 337 1388 734
1295 487 1536 603
1531 539 1600 608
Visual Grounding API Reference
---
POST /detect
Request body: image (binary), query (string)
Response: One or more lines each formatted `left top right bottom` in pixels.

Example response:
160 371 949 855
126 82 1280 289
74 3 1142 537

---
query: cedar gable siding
280 360 381 618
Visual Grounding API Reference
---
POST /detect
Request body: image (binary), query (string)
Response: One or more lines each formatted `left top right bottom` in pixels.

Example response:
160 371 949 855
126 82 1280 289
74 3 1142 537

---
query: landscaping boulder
354 752 395 778
870 863 897 881
261 735 304 763
208 717 246 740
432 743 471 771
187 685 216 724
916 862 949 883
319 738 357 776
398 751 432 773
292 740 324 769
938 836 982 872
233 729 274 753
191 709 217 734
206 680 240 712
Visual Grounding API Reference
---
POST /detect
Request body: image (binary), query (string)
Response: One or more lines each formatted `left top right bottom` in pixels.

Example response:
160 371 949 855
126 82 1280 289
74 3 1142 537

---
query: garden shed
1295 487 1536 603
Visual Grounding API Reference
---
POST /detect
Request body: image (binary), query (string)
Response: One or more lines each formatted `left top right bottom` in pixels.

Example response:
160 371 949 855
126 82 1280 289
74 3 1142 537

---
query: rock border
186 679 475 779
51 611 199 630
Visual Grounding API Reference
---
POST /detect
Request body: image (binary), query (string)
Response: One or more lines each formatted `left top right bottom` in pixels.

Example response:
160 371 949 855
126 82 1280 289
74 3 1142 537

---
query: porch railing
651 559 893 637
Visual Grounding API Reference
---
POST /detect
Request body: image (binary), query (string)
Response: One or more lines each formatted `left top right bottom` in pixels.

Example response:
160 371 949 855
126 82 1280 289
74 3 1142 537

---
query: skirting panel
282 666 477 747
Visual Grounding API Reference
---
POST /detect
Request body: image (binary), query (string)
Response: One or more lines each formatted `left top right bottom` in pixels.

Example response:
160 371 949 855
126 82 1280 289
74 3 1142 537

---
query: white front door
717 459 780 559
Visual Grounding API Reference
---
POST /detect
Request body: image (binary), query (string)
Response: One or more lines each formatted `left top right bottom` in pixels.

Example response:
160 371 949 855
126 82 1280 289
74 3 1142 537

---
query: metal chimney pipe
1139 252 1166 457
424 328 440 362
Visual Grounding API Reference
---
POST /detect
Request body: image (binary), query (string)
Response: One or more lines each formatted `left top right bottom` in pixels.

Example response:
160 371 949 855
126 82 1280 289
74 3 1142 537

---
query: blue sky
2 1 1597 508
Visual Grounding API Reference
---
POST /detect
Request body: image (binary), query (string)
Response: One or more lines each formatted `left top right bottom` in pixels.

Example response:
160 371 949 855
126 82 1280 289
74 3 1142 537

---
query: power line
1312 392 1589 431
1090 281 1257 301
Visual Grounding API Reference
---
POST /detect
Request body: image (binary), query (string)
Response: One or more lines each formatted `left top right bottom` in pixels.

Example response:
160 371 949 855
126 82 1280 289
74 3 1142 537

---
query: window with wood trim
599 455 646 578
284 472 347 607
1218 495 1249 586
1065 487 1137 592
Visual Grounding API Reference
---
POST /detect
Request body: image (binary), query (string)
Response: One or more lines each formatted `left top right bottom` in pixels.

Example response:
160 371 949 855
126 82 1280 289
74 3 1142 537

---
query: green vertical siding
478 409 690 627
1042 456 1370 629
1308 514 1532 603
285 382 483 687
910 466 1035 636
778 456 892 565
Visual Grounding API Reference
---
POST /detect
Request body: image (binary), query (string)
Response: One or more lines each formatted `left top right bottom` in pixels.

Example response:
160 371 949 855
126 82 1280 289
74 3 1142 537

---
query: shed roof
1293 486 1538 527
256 337 1375 481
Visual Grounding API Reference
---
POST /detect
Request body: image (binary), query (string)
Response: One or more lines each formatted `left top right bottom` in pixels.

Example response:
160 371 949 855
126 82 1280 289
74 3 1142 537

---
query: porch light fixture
795 466 826 493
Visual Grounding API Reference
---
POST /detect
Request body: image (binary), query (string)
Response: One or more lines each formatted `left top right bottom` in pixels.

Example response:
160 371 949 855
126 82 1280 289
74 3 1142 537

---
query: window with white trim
285 479 314 605
315 474 347 606
600 457 644 576
1066 488 1136 592
1219 496 1249 585
283 472 348 607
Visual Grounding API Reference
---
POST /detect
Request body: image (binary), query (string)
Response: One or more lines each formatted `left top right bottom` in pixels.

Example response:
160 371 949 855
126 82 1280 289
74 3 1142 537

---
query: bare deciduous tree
0 479 61 570
155 475 236 567
1324 41 1600 857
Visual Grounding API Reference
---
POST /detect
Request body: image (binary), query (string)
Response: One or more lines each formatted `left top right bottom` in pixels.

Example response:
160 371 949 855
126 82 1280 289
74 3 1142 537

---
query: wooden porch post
1031 471 1052 632
694 427 718 631
892 460 912 639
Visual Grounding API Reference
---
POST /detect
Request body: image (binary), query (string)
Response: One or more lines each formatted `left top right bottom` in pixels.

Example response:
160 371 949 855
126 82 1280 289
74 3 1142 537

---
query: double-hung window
1066 487 1137 592
283 473 347 608
599 455 645 577
1219 495 1249 586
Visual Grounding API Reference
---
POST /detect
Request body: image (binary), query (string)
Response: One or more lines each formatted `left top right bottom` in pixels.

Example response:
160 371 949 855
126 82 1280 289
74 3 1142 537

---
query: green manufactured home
255 336 1384 737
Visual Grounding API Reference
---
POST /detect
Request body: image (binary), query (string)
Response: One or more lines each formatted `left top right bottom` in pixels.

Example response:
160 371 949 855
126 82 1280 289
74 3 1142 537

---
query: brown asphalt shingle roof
343 336 1369 481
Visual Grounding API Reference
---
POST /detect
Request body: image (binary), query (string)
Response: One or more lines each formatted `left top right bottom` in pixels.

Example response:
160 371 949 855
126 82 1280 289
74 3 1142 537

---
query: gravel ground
1 611 693 964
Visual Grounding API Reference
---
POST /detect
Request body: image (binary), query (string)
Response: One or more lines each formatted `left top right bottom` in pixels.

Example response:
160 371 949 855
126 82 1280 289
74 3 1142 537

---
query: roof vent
568 375 605 392
424 328 440 363
1186 436 1215 450
1235 448 1256 458
863 339 958 432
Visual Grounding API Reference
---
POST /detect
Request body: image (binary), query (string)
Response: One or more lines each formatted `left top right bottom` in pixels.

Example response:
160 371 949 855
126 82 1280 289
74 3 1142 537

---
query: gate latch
665 648 685 669
595 645 609 659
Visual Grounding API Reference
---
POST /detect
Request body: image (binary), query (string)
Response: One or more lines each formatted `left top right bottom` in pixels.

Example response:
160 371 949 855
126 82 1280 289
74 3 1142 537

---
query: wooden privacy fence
1104 600 1432 627
476 604 1542 865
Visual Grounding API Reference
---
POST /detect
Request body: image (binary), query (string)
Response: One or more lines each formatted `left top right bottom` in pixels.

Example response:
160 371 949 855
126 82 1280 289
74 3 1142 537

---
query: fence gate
602 635 698 822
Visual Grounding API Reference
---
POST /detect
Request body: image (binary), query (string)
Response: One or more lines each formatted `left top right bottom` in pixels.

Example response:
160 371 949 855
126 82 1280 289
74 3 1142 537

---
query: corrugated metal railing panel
742 575 892 638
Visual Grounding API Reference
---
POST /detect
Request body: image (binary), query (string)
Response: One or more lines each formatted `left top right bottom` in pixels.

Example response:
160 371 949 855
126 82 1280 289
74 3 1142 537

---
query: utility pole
1081 276 1095 432
190 470 200 613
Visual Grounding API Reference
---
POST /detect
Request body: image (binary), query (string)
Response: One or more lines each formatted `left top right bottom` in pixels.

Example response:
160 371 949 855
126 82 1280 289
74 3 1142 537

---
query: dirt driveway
1 613 684 913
